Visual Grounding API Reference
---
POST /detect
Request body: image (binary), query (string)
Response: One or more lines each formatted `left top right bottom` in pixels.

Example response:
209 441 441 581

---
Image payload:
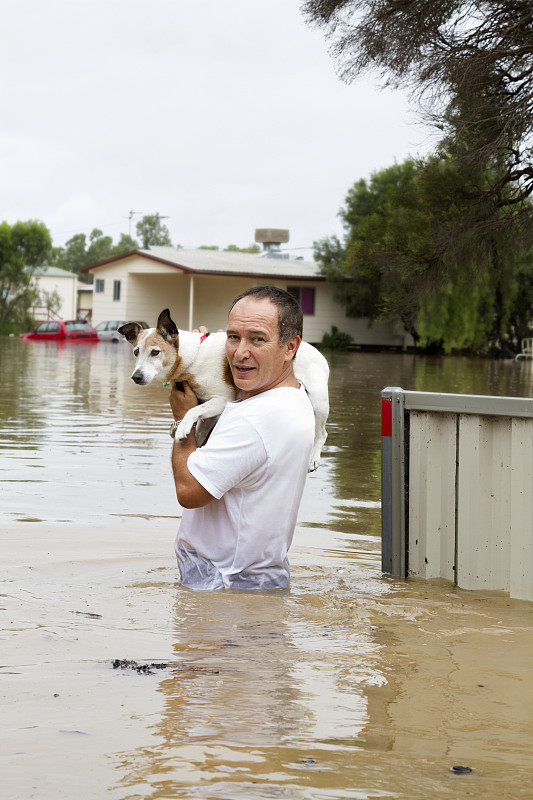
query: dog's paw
176 419 194 440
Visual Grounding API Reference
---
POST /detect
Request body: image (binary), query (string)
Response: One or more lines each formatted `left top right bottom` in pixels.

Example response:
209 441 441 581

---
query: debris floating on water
112 659 168 674
72 611 102 619
450 765 472 774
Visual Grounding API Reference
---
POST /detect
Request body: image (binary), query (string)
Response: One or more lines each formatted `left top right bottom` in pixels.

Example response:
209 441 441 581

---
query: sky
1 0 431 259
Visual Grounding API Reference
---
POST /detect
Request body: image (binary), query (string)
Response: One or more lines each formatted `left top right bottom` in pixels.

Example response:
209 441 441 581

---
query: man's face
225 296 298 399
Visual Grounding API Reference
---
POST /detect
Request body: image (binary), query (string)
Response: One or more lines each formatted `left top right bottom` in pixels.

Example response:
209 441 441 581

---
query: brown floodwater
2 337 532 800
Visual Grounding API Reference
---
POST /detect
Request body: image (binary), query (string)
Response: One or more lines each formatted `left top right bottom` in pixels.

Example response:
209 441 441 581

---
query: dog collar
200 332 210 343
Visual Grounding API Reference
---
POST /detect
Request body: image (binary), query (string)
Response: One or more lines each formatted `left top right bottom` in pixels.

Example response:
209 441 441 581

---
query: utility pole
128 210 145 239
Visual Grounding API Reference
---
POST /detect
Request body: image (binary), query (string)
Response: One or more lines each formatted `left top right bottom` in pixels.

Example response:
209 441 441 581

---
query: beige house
32 266 78 320
76 282 93 321
84 246 411 347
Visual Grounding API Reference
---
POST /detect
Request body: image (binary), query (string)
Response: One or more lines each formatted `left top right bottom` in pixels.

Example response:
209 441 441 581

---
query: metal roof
142 247 322 279
85 247 323 280
32 266 78 278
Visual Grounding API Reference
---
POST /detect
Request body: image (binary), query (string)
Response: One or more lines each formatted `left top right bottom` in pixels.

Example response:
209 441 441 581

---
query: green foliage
224 243 261 253
314 157 533 353
0 220 52 326
302 0 533 222
135 214 172 248
320 325 353 350
199 243 261 253
54 229 139 282
39 288 62 318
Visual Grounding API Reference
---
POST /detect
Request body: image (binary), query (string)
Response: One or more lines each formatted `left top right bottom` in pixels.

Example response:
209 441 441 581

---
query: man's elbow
175 482 213 509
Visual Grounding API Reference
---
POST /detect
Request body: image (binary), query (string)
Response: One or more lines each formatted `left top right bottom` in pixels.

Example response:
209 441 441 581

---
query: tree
314 158 533 353
54 229 139 281
0 220 52 326
302 1 533 236
224 243 261 254
135 214 172 248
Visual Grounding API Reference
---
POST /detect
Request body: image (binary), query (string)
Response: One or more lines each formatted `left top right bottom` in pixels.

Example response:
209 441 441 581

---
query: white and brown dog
119 309 329 472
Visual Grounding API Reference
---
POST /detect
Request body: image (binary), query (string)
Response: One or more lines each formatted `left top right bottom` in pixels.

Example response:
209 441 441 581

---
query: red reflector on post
381 398 392 437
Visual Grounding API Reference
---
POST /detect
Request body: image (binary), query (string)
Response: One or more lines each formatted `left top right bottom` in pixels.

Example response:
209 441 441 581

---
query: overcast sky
2 0 431 258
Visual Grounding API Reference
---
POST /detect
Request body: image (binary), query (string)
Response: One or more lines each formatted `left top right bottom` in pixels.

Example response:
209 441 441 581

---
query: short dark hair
229 285 303 344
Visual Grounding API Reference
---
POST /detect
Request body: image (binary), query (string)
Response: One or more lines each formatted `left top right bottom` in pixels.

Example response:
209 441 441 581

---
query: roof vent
255 228 290 260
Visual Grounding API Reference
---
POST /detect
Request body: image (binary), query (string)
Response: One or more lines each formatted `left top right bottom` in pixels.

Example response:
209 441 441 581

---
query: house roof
33 266 78 279
83 246 323 281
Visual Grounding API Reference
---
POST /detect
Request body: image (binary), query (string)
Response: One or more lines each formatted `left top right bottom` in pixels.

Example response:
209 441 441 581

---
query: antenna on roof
128 210 145 238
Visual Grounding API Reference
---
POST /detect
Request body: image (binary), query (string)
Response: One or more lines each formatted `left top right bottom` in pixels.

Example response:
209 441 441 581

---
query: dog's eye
133 347 139 356
150 348 160 357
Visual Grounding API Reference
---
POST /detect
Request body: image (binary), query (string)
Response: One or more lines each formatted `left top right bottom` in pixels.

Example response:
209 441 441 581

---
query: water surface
2 339 532 799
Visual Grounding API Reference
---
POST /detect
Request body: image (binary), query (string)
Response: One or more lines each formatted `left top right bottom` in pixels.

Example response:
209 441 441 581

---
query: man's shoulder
240 385 314 432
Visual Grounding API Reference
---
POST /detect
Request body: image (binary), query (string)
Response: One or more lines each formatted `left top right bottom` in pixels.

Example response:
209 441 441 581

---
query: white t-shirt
175 383 315 590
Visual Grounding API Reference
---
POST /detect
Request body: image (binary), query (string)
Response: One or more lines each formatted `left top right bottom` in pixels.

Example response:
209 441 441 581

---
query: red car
20 319 100 341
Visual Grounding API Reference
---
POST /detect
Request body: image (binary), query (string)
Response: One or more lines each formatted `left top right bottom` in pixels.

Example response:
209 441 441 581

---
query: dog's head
119 309 179 386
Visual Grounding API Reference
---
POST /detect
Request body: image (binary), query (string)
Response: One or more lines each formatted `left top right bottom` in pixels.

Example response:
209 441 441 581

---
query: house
83 245 412 348
76 282 93 321
31 266 78 321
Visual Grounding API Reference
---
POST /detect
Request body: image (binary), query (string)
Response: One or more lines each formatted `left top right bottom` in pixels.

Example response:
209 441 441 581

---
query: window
95 279 105 293
65 321 92 332
113 280 121 301
287 286 315 315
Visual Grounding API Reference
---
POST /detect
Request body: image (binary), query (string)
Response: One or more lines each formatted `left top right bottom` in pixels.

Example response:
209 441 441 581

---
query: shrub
320 325 353 350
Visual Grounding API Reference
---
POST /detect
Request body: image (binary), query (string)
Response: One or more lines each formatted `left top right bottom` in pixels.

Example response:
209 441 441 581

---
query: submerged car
20 319 100 342
94 319 149 342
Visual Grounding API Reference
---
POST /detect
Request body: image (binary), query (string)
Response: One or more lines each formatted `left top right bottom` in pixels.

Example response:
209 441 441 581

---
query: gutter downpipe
381 387 406 577
188 274 195 331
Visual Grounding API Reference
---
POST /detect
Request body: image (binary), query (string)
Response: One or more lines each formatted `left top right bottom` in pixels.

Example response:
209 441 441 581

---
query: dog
119 308 329 471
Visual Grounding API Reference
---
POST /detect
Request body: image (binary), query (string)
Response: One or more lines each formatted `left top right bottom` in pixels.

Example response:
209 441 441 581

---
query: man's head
229 286 303 344
226 286 302 399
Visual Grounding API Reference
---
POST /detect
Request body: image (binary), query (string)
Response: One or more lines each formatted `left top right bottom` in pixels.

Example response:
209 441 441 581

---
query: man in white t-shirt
169 285 315 590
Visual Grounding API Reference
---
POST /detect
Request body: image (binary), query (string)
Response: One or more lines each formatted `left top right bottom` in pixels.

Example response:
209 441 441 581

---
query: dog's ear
118 322 142 344
157 308 179 341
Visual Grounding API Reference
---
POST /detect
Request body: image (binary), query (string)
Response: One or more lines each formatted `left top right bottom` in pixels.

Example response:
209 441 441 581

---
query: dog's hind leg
307 387 329 472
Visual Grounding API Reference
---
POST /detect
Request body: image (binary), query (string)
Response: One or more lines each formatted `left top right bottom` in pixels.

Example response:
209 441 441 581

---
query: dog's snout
132 371 145 385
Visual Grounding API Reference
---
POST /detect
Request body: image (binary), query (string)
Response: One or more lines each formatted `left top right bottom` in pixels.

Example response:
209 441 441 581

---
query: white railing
515 338 533 361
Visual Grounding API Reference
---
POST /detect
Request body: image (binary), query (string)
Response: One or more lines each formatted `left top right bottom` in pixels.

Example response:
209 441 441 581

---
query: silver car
94 319 149 342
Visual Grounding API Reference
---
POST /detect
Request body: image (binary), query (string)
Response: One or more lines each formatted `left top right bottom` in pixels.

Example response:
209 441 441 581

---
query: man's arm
170 383 214 509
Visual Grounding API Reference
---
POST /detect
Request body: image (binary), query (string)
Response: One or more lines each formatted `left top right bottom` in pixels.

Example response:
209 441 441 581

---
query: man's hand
169 381 213 509
169 381 198 422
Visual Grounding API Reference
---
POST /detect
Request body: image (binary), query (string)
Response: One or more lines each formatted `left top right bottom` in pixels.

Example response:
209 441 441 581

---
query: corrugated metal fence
381 387 533 602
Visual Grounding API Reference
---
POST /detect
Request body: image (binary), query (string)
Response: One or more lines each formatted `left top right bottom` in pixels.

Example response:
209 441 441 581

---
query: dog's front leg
176 396 229 440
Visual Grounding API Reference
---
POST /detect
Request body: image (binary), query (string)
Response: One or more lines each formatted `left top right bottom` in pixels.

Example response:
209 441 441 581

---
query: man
169 285 315 590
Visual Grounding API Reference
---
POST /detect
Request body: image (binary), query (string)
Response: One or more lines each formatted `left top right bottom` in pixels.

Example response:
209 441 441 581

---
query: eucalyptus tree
0 220 52 326
314 158 533 352
303 1 533 240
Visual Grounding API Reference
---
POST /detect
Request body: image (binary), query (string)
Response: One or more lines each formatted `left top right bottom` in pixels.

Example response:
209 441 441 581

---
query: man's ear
285 335 301 361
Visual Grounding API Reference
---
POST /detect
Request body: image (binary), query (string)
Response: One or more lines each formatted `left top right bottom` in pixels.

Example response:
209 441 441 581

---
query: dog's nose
132 371 145 385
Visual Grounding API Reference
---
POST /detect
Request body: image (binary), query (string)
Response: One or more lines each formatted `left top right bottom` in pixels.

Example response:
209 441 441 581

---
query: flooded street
2 337 533 800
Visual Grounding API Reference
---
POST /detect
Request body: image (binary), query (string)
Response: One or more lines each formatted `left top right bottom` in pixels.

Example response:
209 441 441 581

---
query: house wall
285 280 411 347
35 274 77 320
77 288 93 320
91 262 131 323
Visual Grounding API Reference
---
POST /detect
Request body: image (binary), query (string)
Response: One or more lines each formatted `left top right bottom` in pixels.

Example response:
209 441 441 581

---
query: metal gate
381 387 533 601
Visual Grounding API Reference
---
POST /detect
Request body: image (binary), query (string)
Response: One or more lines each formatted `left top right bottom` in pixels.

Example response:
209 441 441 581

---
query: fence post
381 387 406 577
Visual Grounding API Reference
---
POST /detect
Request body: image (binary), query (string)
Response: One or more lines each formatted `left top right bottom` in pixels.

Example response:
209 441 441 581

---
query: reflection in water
2 340 533 800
